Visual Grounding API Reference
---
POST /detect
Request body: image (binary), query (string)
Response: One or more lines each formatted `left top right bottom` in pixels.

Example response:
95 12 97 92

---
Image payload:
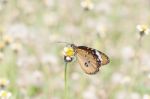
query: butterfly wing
75 46 101 74
75 46 109 74
98 51 109 65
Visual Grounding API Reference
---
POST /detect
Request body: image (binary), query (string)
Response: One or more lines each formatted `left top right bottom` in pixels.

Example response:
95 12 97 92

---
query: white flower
121 46 135 62
136 25 150 36
0 78 10 88
81 0 94 10
63 47 75 62
10 42 22 53
83 85 98 99
0 90 11 99
143 94 150 99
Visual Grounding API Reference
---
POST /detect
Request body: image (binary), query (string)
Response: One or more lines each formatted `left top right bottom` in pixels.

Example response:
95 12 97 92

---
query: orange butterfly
64 44 109 75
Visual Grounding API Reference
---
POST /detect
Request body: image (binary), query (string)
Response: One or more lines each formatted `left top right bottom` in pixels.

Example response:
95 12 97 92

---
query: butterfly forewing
76 48 99 74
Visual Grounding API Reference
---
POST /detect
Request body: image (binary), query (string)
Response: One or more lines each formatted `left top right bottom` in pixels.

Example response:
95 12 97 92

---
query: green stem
64 62 68 99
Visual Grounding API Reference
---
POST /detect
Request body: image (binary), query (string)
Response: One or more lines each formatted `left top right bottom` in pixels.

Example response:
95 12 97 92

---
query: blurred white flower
0 41 5 51
111 73 123 84
121 46 135 62
81 0 94 11
30 70 44 87
53 78 64 89
96 24 107 38
95 2 111 14
43 13 58 26
83 85 98 99
143 94 150 99
115 91 127 99
18 0 35 14
17 55 37 68
10 42 22 53
129 92 141 99
0 90 11 99
71 73 80 81
43 0 55 7
41 54 58 65
0 78 10 89
6 23 29 40
147 73 150 79
2 35 13 45
116 91 141 99
112 73 131 85
121 76 131 85
136 25 149 36
140 53 150 66
98 89 107 99
50 96 59 99
90 75 101 86
0 0 7 11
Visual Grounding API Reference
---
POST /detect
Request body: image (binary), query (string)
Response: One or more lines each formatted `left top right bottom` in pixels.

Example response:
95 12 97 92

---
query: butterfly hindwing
98 51 109 65
75 45 110 74
76 48 99 74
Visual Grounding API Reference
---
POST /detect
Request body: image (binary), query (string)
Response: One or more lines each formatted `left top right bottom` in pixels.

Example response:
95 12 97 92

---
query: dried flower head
10 42 22 53
136 25 149 37
0 42 5 51
81 0 94 11
0 90 11 99
0 78 10 89
63 47 75 62
2 35 13 45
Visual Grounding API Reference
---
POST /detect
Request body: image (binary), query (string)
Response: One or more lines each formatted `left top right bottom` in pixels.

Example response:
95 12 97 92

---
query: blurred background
0 0 150 99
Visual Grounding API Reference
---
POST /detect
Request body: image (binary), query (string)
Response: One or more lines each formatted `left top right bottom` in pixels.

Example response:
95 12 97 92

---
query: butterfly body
67 44 109 75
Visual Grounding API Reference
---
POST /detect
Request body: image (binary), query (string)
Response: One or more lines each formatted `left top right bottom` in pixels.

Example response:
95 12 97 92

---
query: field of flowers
0 0 150 99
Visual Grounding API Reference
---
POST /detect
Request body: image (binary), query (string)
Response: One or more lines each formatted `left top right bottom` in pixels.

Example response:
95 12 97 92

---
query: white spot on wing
95 50 102 62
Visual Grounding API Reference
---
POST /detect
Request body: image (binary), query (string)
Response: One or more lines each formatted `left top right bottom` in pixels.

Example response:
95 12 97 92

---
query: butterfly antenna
55 41 72 46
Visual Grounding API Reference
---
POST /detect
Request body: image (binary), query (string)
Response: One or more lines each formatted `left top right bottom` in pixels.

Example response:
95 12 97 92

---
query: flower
10 42 22 53
63 47 74 57
136 25 150 36
2 35 13 45
0 42 5 51
63 47 75 62
0 78 9 89
0 90 11 99
143 94 150 99
81 0 94 11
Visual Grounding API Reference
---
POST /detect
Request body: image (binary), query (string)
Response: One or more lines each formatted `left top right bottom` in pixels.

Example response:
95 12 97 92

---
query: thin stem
64 62 68 99
138 36 142 48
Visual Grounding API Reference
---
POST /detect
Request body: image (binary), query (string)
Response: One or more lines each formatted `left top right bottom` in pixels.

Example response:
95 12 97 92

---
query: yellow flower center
1 79 7 85
0 42 5 49
141 25 148 31
0 90 11 98
1 91 7 97
64 47 74 57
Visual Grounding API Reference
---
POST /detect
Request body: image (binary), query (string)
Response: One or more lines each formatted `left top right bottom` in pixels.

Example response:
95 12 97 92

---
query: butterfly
64 44 109 75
